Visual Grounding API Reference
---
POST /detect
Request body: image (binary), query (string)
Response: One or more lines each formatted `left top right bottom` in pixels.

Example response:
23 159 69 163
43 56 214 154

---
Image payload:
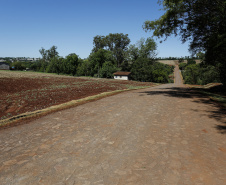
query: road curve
0 68 226 185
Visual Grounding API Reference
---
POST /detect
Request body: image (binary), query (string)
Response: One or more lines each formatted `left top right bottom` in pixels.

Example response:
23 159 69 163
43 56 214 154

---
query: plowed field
0 71 156 120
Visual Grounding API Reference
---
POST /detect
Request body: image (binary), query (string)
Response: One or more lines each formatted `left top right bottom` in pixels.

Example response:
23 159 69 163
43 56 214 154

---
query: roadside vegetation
144 0 226 88
201 90 226 108
179 59 220 85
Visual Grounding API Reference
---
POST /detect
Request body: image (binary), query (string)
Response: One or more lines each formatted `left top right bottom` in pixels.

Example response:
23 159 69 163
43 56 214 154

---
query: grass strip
199 90 226 108
185 83 226 108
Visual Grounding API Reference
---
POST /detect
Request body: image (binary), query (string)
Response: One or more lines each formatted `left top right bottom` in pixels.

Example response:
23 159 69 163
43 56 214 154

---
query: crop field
0 70 157 121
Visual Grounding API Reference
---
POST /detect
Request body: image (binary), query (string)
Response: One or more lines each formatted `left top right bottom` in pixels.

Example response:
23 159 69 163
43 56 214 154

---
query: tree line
9 33 174 83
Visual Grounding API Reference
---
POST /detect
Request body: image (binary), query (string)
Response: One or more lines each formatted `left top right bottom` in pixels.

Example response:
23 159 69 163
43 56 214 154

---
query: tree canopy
143 0 226 84
92 33 130 67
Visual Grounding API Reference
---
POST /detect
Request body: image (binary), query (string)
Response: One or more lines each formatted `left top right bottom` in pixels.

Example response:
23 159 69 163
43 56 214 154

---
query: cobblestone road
0 66 226 184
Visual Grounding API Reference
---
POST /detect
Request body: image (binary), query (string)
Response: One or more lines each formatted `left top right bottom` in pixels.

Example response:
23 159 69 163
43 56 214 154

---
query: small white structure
0 62 10 70
113 71 131 80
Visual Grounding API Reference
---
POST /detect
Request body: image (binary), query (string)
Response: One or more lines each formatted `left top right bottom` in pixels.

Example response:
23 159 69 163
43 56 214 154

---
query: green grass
200 90 226 107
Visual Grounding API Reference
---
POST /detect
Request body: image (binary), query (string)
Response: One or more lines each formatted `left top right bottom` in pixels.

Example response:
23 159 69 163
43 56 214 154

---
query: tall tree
39 47 47 72
127 37 157 64
65 53 79 76
105 33 131 67
127 44 139 62
92 33 130 67
143 0 226 84
92 35 106 52
77 59 92 77
46 57 62 75
47 45 59 61
99 61 118 78
137 37 157 59
39 46 59 72
89 49 115 77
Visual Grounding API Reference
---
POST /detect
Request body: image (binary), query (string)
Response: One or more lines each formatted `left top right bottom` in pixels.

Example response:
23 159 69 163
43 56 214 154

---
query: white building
113 71 131 80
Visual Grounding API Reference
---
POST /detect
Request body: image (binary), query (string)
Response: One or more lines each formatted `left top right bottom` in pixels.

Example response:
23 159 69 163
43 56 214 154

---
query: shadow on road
139 87 226 134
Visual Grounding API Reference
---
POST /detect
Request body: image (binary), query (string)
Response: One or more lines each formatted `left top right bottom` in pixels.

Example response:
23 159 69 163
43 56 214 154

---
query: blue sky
0 0 190 59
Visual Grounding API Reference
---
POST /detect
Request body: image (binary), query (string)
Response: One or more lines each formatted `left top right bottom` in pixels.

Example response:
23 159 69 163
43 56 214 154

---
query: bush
182 63 220 85
187 59 196 65
13 61 26 71
131 59 173 83
179 63 187 70
99 61 118 78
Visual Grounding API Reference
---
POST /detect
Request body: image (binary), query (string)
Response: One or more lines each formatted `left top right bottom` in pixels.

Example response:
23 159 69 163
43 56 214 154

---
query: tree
131 58 154 82
181 63 220 85
187 59 196 66
126 37 157 63
137 37 157 59
46 57 62 75
92 35 106 52
196 52 205 60
30 61 42 71
199 65 220 85
92 33 130 67
125 37 157 72
64 53 79 76
143 0 226 85
105 33 131 67
13 61 26 71
127 44 139 63
130 57 173 83
39 47 47 72
179 62 187 70
178 58 184 63
39 45 59 72
77 60 92 76
89 49 115 77
99 61 118 78
47 45 59 60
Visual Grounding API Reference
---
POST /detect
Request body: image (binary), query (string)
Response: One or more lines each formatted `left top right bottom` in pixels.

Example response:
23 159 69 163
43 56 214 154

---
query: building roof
113 71 131 76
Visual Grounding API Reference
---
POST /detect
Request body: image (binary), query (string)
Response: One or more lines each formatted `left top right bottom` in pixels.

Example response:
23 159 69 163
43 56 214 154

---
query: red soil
0 76 155 120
